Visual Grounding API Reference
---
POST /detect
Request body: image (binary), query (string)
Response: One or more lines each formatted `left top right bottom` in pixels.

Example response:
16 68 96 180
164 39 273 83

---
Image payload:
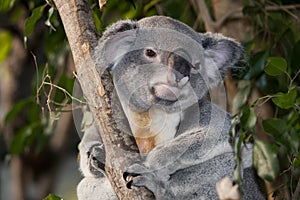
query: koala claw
86 144 106 177
125 172 159 193
123 171 140 182
124 163 153 187
123 163 148 185
124 163 170 198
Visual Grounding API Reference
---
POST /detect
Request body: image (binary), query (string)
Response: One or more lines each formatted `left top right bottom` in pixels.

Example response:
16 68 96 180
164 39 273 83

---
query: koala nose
167 52 191 86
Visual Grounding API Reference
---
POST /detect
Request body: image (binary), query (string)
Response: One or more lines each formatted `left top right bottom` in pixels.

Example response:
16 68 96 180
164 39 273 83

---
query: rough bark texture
53 0 153 199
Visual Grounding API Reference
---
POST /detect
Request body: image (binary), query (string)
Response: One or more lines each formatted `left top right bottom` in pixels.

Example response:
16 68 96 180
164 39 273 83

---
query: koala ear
104 30 136 66
94 20 137 72
199 32 243 84
101 19 138 40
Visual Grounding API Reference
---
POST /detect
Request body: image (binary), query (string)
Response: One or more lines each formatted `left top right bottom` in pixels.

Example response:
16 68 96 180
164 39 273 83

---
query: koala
77 16 264 200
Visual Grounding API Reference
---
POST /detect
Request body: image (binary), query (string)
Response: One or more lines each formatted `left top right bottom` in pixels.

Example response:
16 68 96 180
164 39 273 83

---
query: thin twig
251 95 273 107
290 69 300 87
31 52 40 105
42 82 87 105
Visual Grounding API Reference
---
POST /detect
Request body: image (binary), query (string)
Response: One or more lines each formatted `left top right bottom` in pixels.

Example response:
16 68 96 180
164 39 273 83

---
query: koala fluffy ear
199 32 243 84
104 30 136 66
93 20 137 72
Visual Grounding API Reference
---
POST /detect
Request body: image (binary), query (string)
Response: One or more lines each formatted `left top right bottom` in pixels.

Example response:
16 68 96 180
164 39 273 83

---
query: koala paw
123 163 170 198
87 144 106 177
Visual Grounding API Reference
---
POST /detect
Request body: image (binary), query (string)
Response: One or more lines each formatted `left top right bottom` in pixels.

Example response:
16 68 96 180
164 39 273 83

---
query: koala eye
145 49 157 58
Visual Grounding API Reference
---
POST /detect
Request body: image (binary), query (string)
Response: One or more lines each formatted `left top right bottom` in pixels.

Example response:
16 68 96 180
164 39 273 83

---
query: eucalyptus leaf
0 31 13 61
289 128 299 154
25 4 47 36
43 194 63 200
240 107 257 130
294 152 300 168
262 118 287 139
264 57 287 76
263 118 297 153
0 0 15 12
253 140 279 182
10 126 32 154
4 99 32 123
232 80 251 113
244 51 268 80
272 87 297 109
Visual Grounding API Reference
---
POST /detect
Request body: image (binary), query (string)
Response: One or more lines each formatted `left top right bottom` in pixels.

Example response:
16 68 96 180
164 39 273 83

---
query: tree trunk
53 0 153 199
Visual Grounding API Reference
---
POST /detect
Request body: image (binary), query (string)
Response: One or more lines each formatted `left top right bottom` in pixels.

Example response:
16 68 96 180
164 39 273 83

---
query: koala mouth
151 84 180 103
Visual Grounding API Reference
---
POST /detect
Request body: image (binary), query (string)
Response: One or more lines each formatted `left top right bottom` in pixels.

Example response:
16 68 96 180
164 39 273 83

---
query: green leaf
0 0 15 12
10 126 33 154
240 107 257 130
294 152 300 168
262 118 287 139
24 4 47 36
244 51 268 80
264 57 287 76
0 31 13 61
4 99 32 123
92 9 103 33
232 80 251 113
289 128 299 154
263 118 298 153
43 194 63 200
272 87 297 109
253 140 279 182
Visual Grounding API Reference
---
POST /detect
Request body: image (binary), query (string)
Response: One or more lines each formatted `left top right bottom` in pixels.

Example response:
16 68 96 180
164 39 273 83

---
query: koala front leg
78 123 118 200
123 128 201 195
78 123 106 177
131 125 231 174
124 126 233 198
124 163 175 199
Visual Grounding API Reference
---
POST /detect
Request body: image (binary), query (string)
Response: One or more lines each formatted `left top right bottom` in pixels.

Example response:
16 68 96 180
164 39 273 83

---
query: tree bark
53 0 153 199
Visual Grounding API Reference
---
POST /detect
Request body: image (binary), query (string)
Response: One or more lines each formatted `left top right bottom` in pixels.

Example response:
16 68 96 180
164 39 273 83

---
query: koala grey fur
77 16 264 200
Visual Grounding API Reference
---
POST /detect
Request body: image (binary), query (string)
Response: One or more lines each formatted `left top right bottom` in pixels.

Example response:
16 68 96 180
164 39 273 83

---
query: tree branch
190 0 216 32
53 0 153 199
190 0 300 32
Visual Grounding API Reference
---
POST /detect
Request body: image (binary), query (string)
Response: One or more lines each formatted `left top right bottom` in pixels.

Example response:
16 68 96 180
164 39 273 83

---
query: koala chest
124 106 181 154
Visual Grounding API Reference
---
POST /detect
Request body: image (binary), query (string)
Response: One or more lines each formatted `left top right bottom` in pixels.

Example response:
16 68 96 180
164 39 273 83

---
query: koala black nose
168 52 192 82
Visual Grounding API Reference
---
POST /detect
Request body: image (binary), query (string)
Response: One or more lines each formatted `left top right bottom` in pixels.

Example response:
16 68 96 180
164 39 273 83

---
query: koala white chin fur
77 16 265 200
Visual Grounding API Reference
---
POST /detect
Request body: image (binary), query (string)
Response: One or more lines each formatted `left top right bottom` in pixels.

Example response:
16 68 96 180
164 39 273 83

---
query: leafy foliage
0 31 13 61
232 0 300 197
253 140 280 182
43 194 63 200
24 4 47 36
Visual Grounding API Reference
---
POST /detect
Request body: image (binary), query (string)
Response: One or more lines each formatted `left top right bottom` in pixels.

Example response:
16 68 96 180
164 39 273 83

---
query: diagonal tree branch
53 0 153 199
191 0 300 32
190 0 216 32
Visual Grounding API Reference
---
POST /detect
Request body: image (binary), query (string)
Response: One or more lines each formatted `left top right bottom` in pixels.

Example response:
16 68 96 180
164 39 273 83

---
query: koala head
94 16 243 113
